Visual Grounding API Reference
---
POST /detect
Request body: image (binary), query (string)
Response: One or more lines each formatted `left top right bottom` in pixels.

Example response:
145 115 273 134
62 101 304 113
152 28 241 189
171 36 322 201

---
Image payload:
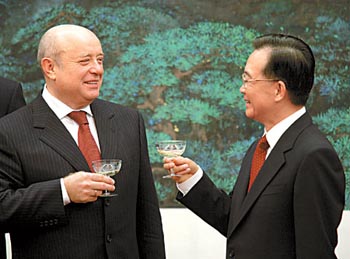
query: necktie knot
68 111 88 125
258 135 269 151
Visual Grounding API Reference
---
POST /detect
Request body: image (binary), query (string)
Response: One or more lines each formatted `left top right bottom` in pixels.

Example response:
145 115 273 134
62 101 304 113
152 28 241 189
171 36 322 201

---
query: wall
160 209 350 259
5 209 349 258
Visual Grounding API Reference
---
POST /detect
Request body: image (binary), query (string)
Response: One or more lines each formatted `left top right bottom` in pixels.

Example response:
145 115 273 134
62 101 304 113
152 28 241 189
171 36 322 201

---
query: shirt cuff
177 167 203 196
60 178 71 206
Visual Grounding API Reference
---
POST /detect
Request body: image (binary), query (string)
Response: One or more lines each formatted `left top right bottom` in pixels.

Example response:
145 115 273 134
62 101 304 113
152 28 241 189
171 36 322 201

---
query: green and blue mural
1 0 349 208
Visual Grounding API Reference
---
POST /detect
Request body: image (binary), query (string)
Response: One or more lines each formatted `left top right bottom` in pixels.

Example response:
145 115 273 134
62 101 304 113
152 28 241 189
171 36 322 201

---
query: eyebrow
243 71 253 78
78 53 104 58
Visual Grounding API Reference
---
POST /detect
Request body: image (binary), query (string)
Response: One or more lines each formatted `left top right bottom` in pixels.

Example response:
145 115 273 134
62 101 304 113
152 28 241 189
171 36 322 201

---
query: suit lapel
91 100 118 160
228 151 286 236
227 113 313 237
228 143 255 224
32 96 88 171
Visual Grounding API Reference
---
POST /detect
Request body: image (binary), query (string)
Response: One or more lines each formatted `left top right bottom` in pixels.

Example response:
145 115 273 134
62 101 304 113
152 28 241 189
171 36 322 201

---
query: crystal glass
92 159 122 197
155 140 186 178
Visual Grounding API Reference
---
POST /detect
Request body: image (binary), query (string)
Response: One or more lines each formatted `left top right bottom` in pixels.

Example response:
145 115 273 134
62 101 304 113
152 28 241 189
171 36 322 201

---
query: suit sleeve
8 82 26 113
136 113 166 258
0 126 67 232
177 172 232 236
293 146 344 258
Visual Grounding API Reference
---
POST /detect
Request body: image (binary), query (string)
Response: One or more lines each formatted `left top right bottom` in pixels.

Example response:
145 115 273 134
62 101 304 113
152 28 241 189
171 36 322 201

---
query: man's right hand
163 157 199 183
63 171 115 203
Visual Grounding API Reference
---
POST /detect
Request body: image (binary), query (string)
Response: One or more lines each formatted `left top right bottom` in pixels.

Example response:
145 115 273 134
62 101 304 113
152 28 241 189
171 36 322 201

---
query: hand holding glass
92 159 122 197
156 140 186 178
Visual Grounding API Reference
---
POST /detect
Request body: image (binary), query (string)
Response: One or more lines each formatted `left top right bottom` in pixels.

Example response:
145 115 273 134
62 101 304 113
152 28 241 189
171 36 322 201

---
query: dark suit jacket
0 77 26 259
178 113 345 259
0 77 26 117
0 95 165 259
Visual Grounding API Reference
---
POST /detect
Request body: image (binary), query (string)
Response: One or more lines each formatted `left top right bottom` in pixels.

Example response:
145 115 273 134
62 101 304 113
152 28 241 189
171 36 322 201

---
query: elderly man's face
52 30 104 109
240 48 279 126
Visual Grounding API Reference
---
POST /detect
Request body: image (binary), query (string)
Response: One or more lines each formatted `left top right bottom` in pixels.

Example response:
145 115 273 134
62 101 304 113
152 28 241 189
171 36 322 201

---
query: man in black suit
0 25 165 258
0 77 26 259
0 77 26 117
164 34 345 258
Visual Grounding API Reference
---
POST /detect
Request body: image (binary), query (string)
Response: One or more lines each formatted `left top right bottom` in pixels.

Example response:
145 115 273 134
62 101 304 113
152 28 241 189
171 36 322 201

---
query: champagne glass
155 140 186 178
92 159 122 197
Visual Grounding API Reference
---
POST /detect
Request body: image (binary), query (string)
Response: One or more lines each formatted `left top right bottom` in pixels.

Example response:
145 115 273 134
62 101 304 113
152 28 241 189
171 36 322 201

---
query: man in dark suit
0 77 26 117
164 34 345 258
0 25 165 258
0 77 26 259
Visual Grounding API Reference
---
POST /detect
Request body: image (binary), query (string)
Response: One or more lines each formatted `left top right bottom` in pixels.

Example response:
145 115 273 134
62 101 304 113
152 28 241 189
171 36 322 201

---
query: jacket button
105 199 110 206
228 250 235 258
106 234 112 243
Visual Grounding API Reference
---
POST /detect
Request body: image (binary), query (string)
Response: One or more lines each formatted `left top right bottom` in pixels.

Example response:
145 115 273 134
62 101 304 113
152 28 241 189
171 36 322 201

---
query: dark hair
253 34 315 105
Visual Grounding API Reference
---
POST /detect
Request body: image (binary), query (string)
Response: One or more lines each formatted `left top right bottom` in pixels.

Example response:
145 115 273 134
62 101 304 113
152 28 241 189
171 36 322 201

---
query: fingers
163 157 199 182
170 163 191 175
91 189 102 198
71 171 115 186
163 156 187 164
171 173 193 183
64 171 115 203
163 157 197 172
87 171 114 184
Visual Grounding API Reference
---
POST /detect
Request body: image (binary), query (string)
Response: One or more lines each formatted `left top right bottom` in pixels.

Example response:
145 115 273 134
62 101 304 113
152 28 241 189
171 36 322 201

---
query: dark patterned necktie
248 135 269 192
68 111 101 172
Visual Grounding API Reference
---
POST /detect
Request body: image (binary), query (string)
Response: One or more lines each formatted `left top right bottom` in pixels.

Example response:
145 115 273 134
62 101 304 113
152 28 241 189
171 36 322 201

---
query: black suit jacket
178 113 345 259
0 95 165 259
0 77 26 259
0 77 26 117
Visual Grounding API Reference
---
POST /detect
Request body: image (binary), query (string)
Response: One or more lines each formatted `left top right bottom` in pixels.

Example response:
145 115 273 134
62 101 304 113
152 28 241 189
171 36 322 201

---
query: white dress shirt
42 86 100 205
177 107 306 195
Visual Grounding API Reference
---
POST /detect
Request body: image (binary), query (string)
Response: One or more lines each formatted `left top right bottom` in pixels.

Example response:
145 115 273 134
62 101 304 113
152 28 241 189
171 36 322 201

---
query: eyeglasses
241 73 279 88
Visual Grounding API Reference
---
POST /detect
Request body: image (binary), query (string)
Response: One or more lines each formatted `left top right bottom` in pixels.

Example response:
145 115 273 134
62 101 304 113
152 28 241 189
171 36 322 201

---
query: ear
41 58 57 80
274 80 287 102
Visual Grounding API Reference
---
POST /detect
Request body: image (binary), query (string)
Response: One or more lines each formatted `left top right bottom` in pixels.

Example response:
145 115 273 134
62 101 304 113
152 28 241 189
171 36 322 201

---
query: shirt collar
42 85 93 119
265 107 306 150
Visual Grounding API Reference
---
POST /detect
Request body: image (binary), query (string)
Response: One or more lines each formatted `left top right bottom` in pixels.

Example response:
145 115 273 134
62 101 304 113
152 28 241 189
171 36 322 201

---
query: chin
245 110 253 119
89 95 99 102
89 89 100 98
82 94 99 105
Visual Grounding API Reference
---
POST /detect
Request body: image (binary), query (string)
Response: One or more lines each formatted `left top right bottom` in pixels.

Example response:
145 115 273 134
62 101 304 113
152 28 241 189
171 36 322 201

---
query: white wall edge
160 209 349 259
6 209 349 258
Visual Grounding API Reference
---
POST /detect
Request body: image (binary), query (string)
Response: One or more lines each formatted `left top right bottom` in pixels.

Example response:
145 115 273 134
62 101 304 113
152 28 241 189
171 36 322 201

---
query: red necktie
248 135 269 192
68 111 101 172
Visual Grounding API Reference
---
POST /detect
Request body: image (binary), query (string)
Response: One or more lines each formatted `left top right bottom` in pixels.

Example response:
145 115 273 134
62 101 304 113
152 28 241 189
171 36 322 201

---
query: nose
89 59 104 75
239 84 246 94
